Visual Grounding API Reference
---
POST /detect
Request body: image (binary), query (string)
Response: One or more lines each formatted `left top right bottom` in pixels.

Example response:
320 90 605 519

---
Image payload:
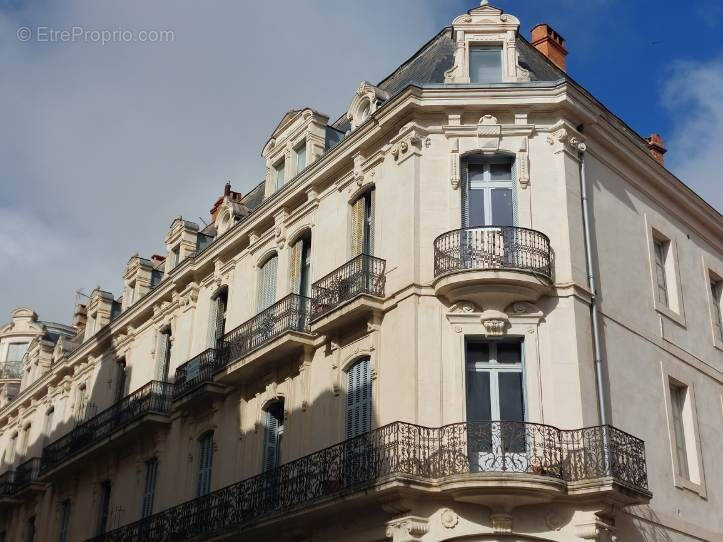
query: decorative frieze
385 516 429 542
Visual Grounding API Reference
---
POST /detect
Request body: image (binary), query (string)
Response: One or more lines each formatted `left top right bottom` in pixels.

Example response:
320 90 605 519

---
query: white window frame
293 140 307 176
645 216 685 326
274 159 286 191
702 256 723 351
660 360 706 497
468 44 503 84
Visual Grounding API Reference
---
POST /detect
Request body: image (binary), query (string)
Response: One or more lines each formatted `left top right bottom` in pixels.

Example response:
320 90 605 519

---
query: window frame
274 159 286 191
141 458 159 518
293 140 307 176
196 432 214 497
59 499 71 542
468 43 503 84
96 480 111 536
645 217 686 326
702 257 723 351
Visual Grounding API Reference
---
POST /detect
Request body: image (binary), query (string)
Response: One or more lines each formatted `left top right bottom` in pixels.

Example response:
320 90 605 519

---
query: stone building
0 2 721 541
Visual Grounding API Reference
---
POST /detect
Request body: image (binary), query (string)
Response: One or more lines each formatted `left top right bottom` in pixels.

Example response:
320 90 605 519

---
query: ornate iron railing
0 470 15 497
0 362 23 380
217 294 312 372
13 458 42 492
311 254 386 320
173 348 220 400
433 226 552 279
41 381 173 474
88 421 647 542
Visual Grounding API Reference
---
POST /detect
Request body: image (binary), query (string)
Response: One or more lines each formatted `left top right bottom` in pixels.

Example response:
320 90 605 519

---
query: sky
1 0 721 324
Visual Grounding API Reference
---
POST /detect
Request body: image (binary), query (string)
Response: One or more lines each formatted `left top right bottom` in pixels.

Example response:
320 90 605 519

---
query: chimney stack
646 133 667 166
151 254 166 267
531 23 568 71
224 181 231 197
72 303 87 332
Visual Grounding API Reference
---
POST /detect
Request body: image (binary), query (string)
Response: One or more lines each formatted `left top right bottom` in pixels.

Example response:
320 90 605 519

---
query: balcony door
462 157 515 228
465 340 527 472
290 233 312 298
351 190 374 257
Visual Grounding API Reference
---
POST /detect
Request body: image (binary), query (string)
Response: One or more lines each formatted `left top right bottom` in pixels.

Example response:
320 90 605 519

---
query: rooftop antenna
74 289 89 304
198 216 209 228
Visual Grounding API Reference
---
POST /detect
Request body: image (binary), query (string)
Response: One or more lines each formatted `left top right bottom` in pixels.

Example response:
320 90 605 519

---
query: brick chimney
531 23 568 71
646 133 667 166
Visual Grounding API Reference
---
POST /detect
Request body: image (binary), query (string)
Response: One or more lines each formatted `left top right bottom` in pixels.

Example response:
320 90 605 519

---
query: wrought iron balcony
88 421 648 542
0 362 22 380
434 226 552 279
41 381 173 475
217 293 312 371
12 458 42 493
173 348 220 400
0 470 15 498
311 254 386 321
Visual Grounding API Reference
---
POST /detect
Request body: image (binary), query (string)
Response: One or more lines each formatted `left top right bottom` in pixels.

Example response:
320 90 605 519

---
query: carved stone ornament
440 508 459 529
477 114 501 151
480 310 509 336
449 301 479 313
490 513 513 533
545 510 564 531
385 516 429 542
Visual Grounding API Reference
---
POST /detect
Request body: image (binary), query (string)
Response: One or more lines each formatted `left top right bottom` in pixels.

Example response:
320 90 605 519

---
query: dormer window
274 160 286 191
294 141 307 174
469 45 502 83
126 281 135 307
170 245 180 269
359 101 371 124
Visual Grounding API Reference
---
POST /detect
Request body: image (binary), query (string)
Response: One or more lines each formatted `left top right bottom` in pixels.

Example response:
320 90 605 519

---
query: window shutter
257 256 278 311
462 163 470 228
197 433 213 496
155 333 170 382
345 358 371 439
263 407 280 472
216 295 226 343
290 239 302 294
351 198 364 257
141 459 158 518
206 297 219 348
366 192 375 256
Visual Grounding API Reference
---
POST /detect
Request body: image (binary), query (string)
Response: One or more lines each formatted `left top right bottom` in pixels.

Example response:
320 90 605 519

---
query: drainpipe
577 142 608 427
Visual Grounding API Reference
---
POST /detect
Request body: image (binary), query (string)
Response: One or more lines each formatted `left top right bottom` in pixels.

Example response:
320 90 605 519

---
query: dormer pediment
346 81 390 131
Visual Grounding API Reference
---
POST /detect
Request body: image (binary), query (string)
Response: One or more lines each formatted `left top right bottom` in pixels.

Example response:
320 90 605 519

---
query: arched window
262 400 284 471
207 288 228 348
196 432 214 496
345 358 372 439
462 156 515 227
351 190 374 256
257 254 278 311
290 232 312 297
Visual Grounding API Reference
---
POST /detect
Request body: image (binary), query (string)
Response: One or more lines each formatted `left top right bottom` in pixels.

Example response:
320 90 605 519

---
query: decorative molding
477 114 501 152
449 301 480 313
546 122 586 158
389 122 427 165
490 513 513 533
440 508 459 529
385 516 429 542
346 81 390 130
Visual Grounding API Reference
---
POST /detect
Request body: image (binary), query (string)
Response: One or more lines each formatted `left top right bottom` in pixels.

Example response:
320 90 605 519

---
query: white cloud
663 55 723 213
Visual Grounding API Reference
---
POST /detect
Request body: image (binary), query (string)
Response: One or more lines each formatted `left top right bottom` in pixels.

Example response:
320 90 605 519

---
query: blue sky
1 0 721 323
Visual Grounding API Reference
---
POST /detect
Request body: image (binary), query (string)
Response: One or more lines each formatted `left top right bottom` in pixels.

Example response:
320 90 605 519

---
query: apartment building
0 2 721 541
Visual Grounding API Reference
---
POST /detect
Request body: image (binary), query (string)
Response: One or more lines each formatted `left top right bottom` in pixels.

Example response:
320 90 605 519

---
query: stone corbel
546 123 586 158
491 512 513 533
385 516 429 542
478 114 501 152
389 122 427 165
480 309 509 336
517 137 530 189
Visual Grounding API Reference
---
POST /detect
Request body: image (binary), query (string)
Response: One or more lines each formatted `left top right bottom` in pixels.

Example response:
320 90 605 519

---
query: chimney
151 254 166 267
224 181 231 197
73 303 87 332
531 23 568 71
646 133 667 166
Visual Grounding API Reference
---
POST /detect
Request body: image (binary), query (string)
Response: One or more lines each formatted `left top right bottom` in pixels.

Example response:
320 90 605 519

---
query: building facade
1 3 722 541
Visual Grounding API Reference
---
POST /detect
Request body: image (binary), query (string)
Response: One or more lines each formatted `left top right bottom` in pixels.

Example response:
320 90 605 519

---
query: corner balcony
0 362 22 380
40 381 172 478
433 226 552 310
88 421 649 542
310 254 386 334
215 294 314 385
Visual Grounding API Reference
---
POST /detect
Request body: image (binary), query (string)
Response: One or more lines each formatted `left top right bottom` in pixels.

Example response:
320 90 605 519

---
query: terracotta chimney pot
531 23 568 71
646 133 667 166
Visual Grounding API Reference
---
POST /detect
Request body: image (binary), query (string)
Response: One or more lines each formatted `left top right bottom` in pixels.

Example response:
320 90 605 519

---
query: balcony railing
0 362 22 380
173 348 220 400
13 458 42 492
41 381 173 474
434 226 552 279
0 470 15 497
88 421 647 542
217 294 312 371
311 254 386 320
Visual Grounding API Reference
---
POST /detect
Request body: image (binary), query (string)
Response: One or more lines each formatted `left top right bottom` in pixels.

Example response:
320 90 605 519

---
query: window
274 160 285 191
207 289 228 349
141 458 158 518
359 101 371 124
345 358 372 439
96 480 111 535
115 359 127 402
126 282 135 307
257 255 278 311
26 516 35 542
463 157 514 228
351 191 374 256
290 233 312 297
75 384 88 421
155 329 172 382
654 239 669 307
709 275 723 344
669 382 690 480
294 141 307 174
20 424 31 456
469 45 502 83
8 434 17 467
197 432 214 496
87 314 97 335
6 342 28 362
262 401 284 472
59 499 71 542
43 408 54 446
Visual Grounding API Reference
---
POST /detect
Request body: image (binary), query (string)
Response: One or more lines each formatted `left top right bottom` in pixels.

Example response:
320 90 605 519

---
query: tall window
74 383 88 422
294 141 307 174
141 458 158 518
6 342 28 363
208 288 228 349
469 45 502 83
654 239 670 307
126 281 135 307
8 434 17 467
345 358 372 439
257 255 278 311
274 160 285 191
196 432 214 497
43 408 54 446
169 246 180 269
114 359 127 402
26 517 35 542
709 277 723 342
96 480 111 536
463 157 514 228
262 401 284 472
290 233 312 297
59 499 71 542
155 329 172 382
351 191 374 256
20 424 31 456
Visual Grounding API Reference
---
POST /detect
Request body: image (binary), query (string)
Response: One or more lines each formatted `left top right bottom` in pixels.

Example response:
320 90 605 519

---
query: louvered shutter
197 433 213 496
365 192 375 256
257 256 278 311
141 459 158 518
215 295 226 342
462 163 470 228
155 332 171 382
206 297 219 348
351 198 364 257
345 358 371 439
290 239 302 294
263 407 280 472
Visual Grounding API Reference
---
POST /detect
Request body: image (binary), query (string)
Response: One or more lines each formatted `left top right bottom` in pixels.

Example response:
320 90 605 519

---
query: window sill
673 476 707 499
655 304 686 328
